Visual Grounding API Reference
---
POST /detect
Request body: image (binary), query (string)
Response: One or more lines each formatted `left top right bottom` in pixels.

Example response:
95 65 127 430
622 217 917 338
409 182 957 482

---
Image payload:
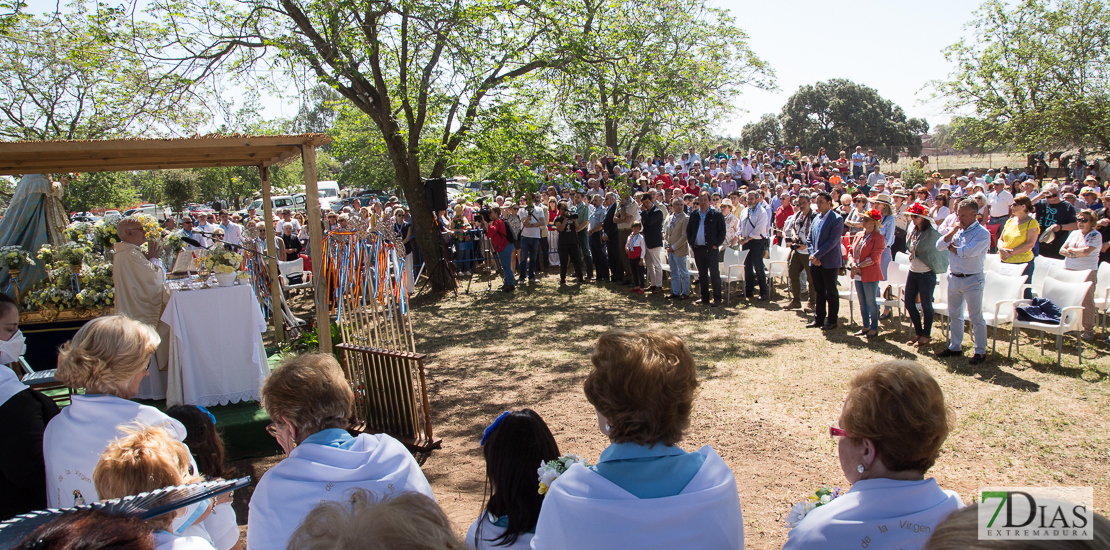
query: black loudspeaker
424 178 448 212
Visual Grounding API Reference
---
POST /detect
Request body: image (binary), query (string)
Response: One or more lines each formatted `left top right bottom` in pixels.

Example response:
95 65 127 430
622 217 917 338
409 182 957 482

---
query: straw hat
720 198 734 208
871 193 893 207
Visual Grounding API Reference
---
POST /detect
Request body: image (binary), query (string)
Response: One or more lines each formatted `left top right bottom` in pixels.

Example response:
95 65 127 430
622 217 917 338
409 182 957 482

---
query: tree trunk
392 153 456 292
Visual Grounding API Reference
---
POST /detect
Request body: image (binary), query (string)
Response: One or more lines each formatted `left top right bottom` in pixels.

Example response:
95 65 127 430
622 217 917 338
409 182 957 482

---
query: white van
317 181 340 210
245 195 297 214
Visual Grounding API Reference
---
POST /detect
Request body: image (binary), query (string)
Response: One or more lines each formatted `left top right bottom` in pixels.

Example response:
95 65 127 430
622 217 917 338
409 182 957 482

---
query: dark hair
0 291 19 316
815 191 833 203
478 409 559 548
19 509 154 550
165 405 230 479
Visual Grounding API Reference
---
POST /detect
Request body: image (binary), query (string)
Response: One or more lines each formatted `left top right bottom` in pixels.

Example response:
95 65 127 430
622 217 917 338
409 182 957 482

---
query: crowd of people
3 314 1108 549
449 145 1110 361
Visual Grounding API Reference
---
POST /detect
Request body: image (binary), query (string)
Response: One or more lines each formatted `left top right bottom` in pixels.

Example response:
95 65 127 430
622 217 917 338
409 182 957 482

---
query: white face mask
0 330 26 365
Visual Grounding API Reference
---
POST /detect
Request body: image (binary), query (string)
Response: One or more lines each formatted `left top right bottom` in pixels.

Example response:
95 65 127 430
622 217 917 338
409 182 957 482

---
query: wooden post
302 144 332 354
260 165 285 343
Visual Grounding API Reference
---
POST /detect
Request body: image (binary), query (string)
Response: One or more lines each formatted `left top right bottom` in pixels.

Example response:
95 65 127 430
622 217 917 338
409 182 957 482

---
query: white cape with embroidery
782 478 964 550
530 445 743 550
245 432 435 550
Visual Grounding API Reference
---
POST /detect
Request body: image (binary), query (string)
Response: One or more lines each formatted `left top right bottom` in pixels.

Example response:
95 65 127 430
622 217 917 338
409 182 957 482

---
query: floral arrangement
537 453 591 495
0 246 35 270
785 486 843 528
92 217 121 249
201 243 243 273
163 232 184 254
50 242 91 267
130 213 163 242
23 262 114 311
64 221 95 244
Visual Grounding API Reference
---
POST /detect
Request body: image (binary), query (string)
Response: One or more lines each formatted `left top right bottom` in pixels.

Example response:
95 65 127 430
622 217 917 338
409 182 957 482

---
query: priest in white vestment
247 353 434 550
531 329 744 550
782 360 963 550
112 217 171 388
43 315 238 550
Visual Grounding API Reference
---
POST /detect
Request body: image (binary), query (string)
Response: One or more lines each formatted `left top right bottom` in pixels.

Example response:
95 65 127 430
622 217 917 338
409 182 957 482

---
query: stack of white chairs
1094 262 1110 332
980 271 1028 355
837 272 856 326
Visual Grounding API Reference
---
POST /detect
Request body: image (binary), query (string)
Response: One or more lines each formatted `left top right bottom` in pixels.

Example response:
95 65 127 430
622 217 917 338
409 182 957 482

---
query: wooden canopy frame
0 135 334 353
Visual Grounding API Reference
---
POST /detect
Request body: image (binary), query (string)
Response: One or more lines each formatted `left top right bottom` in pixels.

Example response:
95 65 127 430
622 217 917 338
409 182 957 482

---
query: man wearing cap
936 198 990 364
807 191 844 329
1033 183 1078 259
783 193 816 310
640 192 666 293
686 191 726 306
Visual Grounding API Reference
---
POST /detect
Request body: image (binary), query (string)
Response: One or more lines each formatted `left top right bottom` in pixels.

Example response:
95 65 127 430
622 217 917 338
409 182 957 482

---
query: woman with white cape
782 360 963 550
531 329 744 550
43 315 239 550
246 352 435 550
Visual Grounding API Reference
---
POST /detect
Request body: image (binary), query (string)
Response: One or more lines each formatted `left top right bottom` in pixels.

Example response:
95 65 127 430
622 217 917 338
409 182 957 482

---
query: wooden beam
302 144 331 354
260 166 285 343
0 135 332 155
4 146 301 163
0 157 301 176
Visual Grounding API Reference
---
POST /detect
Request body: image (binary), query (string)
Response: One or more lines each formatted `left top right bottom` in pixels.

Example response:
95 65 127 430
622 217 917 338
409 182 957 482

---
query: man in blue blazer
686 190 727 306
807 191 844 329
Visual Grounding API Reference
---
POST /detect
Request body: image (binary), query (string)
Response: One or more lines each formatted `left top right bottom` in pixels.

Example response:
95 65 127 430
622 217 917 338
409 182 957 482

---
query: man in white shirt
987 180 1014 227
739 190 771 300
274 209 301 236
687 147 701 169
518 194 547 282
218 210 244 246
177 217 208 251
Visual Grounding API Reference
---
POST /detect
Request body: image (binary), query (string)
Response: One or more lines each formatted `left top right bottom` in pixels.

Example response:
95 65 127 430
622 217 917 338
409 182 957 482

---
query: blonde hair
56 315 159 394
261 353 353 439
286 489 461 550
94 425 201 531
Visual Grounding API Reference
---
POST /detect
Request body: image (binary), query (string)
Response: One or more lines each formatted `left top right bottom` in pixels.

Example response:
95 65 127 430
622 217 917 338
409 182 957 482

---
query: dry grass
240 271 1110 549
887 153 1031 174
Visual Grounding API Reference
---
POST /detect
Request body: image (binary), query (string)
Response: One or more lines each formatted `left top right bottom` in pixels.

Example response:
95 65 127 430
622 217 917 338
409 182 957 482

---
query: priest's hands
145 241 162 260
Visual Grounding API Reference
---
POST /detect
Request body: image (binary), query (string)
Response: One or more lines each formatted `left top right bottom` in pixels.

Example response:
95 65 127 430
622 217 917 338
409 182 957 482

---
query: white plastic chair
1094 262 1110 332
1046 264 1092 286
837 273 856 326
1008 277 1093 365
980 271 1027 355
933 272 950 332
894 252 911 266
1031 256 1064 297
722 248 749 305
764 244 790 298
278 257 313 292
984 253 1002 273
876 263 909 335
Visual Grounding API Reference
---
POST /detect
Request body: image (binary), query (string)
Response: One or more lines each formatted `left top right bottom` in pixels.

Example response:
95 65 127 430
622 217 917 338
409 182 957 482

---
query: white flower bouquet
92 218 121 249
202 243 244 274
785 486 843 528
64 221 95 244
537 453 591 495
0 246 35 270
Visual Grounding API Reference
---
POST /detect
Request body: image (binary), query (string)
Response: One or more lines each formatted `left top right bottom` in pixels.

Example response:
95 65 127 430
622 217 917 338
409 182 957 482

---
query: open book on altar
170 250 206 275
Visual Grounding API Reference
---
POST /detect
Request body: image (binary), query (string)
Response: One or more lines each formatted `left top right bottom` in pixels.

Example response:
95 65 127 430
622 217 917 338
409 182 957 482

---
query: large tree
780 79 928 161
935 0 1110 152
0 4 204 140
549 0 771 159
140 0 588 290
738 113 782 153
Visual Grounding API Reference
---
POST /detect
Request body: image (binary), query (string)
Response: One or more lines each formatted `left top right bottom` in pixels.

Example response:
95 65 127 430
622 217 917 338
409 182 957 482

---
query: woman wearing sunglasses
783 360 962 550
1060 209 1103 339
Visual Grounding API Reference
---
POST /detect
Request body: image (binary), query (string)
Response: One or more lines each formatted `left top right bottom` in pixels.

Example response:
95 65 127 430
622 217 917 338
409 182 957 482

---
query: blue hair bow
480 411 511 446
196 405 217 426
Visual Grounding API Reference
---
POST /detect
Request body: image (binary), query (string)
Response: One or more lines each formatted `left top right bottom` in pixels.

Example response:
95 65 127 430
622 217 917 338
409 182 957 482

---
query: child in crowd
93 425 216 550
468 410 560 550
165 405 230 480
626 221 645 295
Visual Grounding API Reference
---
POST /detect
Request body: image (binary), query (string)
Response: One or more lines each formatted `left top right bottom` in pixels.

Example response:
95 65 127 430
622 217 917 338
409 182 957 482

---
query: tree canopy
738 113 782 153
935 0 1110 152
780 79 928 162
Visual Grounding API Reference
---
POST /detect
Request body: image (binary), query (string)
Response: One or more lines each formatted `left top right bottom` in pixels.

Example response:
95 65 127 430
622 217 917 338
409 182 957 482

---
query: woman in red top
485 206 515 292
848 209 886 338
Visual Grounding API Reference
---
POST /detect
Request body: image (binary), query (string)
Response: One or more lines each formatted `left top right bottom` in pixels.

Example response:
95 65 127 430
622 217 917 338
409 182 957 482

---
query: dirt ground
239 271 1110 549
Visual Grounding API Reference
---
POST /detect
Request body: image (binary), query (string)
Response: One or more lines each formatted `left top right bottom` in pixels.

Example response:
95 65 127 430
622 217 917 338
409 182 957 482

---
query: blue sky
22 0 986 134
714 0 984 132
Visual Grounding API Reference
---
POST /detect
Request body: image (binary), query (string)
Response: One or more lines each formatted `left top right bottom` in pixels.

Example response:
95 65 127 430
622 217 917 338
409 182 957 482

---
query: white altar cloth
161 282 269 407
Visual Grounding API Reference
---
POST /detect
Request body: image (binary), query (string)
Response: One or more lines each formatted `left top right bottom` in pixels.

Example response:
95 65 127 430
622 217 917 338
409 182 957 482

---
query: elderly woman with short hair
531 329 743 550
247 353 434 550
783 360 963 550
